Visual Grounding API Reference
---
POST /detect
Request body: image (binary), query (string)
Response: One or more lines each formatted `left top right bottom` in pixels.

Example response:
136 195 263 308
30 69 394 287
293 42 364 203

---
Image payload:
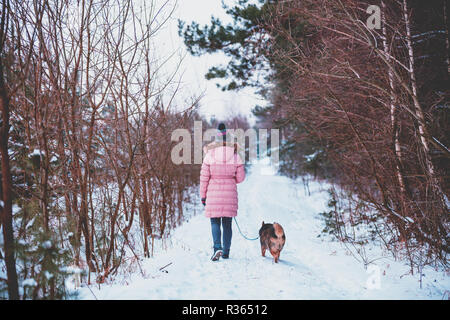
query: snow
76 158 449 300
12 204 21 214
42 241 52 249
30 149 42 157
22 279 38 287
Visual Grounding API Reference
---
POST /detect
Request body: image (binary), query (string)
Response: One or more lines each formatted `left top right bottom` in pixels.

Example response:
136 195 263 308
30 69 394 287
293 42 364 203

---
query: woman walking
200 123 246 261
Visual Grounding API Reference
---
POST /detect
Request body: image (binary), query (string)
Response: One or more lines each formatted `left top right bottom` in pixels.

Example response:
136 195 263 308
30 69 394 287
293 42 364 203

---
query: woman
200 123 246 261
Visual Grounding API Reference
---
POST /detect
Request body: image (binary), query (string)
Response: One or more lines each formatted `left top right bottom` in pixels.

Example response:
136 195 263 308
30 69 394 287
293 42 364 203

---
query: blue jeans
210 217 232 255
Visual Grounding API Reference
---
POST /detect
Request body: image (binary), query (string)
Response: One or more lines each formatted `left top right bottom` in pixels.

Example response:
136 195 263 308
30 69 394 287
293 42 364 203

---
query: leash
233 217 260 241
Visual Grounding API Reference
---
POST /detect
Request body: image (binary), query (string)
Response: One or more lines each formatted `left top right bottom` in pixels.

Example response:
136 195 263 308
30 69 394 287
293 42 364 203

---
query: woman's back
200 142 245 218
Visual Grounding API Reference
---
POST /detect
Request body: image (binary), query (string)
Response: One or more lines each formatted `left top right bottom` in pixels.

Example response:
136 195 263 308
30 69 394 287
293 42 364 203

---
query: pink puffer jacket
200 142 245 218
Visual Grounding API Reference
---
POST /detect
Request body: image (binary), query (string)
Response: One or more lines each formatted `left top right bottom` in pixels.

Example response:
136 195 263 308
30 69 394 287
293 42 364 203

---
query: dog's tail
261 221 265 227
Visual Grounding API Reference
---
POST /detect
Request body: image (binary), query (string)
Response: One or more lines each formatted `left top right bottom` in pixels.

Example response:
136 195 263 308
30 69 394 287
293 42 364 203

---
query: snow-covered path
77 159 449 300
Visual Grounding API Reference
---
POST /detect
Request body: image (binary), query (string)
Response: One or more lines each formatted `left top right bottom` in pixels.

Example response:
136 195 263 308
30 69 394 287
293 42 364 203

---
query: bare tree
261 0 449 268
1 0 202 297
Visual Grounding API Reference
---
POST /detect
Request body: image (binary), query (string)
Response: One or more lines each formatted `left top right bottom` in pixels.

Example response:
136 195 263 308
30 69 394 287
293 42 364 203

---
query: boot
211 249 223 261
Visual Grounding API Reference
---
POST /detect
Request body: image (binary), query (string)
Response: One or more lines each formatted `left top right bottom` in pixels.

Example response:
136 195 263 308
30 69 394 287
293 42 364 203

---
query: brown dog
259 221 286 263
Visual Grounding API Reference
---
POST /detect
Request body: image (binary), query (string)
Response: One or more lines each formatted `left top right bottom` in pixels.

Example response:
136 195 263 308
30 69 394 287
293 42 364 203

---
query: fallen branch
159 262 172 272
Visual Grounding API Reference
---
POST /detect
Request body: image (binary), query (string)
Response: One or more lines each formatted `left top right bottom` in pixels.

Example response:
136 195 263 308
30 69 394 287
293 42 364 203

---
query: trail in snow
77 158 449 300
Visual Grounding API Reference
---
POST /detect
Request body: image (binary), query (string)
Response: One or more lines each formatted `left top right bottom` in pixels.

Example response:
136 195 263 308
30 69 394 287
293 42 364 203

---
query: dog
259 221 286 263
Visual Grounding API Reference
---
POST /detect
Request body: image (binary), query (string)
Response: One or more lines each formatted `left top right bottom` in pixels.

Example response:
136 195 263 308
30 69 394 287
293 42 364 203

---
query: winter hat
216 122 227 142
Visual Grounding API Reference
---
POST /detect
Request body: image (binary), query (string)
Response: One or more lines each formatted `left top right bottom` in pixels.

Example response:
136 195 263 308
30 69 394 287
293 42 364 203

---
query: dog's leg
274 252 280 263
270 249 278 263
261 245 266 257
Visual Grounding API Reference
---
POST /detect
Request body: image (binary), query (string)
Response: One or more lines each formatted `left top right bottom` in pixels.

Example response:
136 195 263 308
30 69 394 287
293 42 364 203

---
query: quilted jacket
199 142 245 217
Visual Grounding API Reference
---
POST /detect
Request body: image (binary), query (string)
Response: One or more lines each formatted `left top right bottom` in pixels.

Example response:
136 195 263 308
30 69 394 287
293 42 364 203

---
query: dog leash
233 217 260 241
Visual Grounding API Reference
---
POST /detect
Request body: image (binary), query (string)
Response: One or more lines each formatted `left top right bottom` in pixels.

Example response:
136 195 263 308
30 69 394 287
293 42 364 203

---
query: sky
151 0 267 125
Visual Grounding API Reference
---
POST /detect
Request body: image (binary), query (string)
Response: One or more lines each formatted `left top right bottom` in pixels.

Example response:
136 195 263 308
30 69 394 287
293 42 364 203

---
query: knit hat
216 123 227 142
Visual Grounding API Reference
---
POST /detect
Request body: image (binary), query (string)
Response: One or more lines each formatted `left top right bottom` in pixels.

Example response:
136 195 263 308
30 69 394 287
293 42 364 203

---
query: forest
0 0 449 299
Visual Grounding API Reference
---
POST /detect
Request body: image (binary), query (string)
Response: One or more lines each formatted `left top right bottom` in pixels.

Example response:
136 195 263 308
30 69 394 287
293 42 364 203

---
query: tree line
0 0 206 299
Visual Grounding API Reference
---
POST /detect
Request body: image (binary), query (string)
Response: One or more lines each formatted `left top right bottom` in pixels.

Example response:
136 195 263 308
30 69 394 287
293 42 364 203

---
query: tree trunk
381 0 407 196
0 64 20 300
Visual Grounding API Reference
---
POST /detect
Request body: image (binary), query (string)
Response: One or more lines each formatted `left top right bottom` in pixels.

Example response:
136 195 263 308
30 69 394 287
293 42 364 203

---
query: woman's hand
201 198 206 206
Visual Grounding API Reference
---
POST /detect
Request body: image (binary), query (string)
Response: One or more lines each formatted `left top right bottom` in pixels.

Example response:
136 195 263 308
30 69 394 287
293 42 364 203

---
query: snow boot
211 249 223 261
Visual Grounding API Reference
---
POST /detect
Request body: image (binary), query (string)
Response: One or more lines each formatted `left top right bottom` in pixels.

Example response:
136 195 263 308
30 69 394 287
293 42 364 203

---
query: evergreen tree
179 0 329 177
